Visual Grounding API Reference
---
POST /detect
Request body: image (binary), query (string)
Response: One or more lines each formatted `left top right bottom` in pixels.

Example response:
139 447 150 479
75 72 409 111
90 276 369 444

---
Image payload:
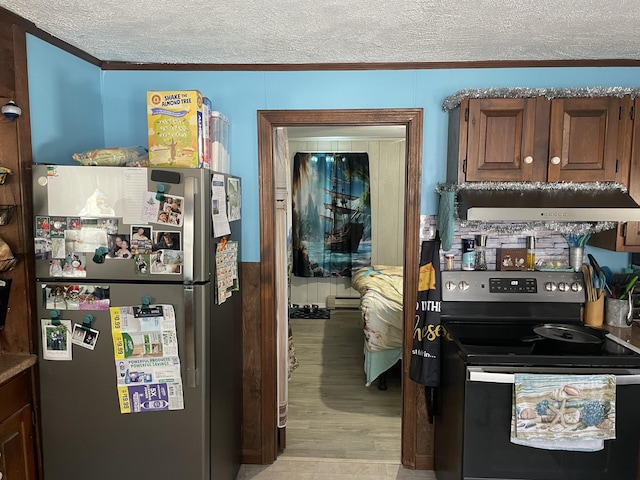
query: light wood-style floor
236 309 437 479
283 309 402 460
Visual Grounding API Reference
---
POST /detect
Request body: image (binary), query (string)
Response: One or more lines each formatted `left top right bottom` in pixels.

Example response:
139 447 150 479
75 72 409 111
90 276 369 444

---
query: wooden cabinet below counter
448 96 627 185
0 369 38 480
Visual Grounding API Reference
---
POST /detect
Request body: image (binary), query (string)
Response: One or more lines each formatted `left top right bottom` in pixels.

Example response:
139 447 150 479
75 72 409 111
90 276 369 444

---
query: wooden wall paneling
378 140 404 266
368 140 381 264
0 19 15 98
414 384 435 469
332 277 352 299
0 19 36 356
241 262 266 463
396 140 407 264
289 275 308 306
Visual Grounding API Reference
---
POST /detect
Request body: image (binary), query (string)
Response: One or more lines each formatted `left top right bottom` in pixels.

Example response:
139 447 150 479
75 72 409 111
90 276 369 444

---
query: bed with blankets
351 265 403 388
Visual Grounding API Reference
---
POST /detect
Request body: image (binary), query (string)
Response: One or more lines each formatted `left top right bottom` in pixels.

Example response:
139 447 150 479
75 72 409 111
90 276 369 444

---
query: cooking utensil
588 254 613 296
582 263 597 301
523 323 607 354
620 275 638 300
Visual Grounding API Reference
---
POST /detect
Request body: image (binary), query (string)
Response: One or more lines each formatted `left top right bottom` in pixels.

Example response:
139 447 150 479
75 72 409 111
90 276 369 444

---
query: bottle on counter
461 238 475 271
526 236 536 271
474 234 487 271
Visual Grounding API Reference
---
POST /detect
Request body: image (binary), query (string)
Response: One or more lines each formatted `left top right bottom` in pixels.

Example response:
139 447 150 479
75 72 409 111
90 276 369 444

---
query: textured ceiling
3 0 640 64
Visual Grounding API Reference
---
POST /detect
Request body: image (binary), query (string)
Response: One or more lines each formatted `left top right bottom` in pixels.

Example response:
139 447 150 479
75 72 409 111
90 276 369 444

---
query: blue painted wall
26 36 104 164
25 34 640 269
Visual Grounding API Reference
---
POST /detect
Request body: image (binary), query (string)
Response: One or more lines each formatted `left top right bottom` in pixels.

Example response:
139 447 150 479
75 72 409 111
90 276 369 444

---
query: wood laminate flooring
283 309 402 460
236 309 436 479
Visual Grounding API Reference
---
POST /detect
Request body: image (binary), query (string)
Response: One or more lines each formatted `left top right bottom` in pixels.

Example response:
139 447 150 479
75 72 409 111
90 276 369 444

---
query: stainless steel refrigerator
32 165 242 480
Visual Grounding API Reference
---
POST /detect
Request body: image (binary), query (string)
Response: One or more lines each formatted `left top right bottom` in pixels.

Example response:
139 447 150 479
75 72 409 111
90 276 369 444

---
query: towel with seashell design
510 374 616 451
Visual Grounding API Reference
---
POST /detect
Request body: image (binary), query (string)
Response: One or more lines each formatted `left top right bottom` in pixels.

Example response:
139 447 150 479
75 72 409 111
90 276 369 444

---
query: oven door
463 366 640 480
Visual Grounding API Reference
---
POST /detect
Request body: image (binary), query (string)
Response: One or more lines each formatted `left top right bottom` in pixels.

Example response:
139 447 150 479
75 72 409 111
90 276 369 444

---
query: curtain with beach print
292 152 371 278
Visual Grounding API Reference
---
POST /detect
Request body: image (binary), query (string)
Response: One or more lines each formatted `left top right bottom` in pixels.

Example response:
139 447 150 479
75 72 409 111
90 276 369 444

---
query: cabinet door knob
550 156 561 165
523 156 533 164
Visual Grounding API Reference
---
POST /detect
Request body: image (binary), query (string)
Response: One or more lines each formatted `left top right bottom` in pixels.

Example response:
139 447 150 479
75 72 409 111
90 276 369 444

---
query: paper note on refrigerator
211 174 231 237
216 240 239 304
110 304 184 413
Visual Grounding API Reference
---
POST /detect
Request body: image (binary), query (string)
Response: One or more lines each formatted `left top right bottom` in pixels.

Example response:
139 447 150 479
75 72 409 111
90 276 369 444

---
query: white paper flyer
110 304 184 413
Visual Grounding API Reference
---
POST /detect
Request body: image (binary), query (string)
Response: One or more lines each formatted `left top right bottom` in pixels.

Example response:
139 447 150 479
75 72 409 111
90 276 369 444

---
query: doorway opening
257 109 424 468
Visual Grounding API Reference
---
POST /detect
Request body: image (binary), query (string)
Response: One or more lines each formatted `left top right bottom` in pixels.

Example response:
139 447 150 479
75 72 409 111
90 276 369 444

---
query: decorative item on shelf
0 235 19 273
474 234 487 271
461 237 475 271
563 233 590 272
526 236 536 271
0 205 16 226
496 248 527 271
0 166 12 185
0 254 20 274
1 100 21 120
0 277 12 331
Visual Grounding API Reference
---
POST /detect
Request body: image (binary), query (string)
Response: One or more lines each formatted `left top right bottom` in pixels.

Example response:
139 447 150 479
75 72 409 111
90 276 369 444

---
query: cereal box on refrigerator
147 90 206 168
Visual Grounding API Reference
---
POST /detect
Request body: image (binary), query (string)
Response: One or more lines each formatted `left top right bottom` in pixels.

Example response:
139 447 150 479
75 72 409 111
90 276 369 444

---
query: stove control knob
458 281 470 291
544 282 557 292
558 282 570 292
571 282 583 292
445 280 457 291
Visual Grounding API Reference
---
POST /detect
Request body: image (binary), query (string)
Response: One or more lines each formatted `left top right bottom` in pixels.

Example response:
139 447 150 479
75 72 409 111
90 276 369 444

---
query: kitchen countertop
0 353 37 386
602 322 640 350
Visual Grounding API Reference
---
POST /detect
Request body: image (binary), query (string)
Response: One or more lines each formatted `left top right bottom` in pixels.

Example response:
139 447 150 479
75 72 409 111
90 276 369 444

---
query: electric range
434 271 640 480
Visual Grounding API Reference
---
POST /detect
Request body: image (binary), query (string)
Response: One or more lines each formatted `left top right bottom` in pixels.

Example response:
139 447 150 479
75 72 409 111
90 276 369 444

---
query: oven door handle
468 367 640 385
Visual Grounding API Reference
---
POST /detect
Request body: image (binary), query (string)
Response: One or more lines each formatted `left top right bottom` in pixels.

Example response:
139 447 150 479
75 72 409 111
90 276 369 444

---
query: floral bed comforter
352 265 403 352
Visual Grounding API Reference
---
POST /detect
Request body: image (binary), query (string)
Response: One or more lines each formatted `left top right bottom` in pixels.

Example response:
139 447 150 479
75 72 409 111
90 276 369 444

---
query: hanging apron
409 236 442 423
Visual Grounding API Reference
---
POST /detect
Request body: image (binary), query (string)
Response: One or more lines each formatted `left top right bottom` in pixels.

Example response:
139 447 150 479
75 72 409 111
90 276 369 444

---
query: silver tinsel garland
436 181 628 194
441 87 640 112
436 181 622 234
457 220 616 235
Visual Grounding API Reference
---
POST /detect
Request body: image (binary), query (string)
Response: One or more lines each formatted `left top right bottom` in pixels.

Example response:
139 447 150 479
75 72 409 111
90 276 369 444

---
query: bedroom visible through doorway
283 125 407 461
257 109 424 468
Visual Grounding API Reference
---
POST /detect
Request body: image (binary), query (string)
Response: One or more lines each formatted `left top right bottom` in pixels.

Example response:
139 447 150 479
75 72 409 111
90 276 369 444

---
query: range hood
456 184 640 222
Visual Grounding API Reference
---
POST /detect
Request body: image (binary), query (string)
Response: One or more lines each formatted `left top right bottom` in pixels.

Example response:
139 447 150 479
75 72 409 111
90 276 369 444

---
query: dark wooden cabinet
459 97 549 182
450 96 627 184
590 97 640 251
548 97 623 183
0 370 37 480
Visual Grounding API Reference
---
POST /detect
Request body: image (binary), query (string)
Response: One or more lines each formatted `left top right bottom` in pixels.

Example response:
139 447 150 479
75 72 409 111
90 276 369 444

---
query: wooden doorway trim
257 109 423 466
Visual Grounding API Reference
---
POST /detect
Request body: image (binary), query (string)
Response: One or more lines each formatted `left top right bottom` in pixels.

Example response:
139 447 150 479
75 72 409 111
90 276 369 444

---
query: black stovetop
443 320 640 367
440 271 640 368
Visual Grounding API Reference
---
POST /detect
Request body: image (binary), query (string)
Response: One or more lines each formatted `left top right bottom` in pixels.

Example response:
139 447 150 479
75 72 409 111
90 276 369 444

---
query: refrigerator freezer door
36 282 211 480
32 165 211 283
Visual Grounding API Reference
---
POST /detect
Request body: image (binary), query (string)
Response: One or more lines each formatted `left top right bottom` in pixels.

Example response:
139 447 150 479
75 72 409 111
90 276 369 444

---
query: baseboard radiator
326 295 361 309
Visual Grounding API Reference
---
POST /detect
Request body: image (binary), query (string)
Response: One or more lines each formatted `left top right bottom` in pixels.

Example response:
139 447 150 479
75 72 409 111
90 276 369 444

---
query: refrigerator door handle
183 176 195 283
184 285 197 388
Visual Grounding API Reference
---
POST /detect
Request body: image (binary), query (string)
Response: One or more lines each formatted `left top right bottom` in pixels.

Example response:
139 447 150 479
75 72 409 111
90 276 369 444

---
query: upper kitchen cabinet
448 96 628 184
548 97 624 183
590 96 640 252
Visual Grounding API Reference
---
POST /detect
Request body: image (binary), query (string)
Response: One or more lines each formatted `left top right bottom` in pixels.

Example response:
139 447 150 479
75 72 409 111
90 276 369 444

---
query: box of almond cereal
147 90 206 168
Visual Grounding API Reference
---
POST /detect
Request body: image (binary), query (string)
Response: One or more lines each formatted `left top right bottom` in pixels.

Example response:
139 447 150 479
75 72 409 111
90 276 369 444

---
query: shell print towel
511 374 616 451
